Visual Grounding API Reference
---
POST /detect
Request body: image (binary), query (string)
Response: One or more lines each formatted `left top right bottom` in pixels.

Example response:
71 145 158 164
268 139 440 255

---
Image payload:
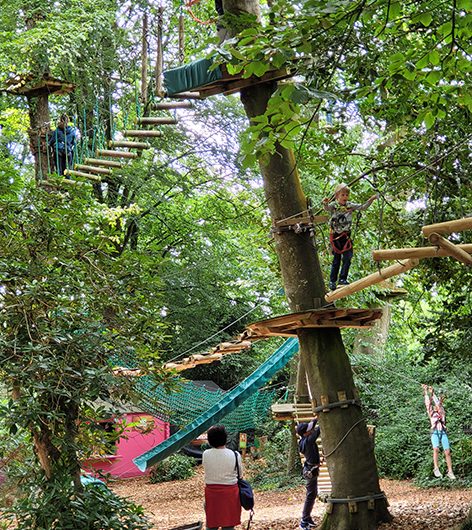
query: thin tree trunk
27 94 51 181
229 3 392 525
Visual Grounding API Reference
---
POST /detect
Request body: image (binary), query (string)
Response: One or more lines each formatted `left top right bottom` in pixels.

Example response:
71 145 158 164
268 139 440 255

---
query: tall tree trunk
226 1 392 526
27 94 50 182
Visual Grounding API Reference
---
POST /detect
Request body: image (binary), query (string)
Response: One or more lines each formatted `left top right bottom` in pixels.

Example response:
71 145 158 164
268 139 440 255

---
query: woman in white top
202 425 242 530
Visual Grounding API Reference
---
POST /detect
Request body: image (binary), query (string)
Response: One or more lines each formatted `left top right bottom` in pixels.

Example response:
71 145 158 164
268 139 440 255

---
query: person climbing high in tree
422 384 456 479
48 114 79 176
323 183 378 291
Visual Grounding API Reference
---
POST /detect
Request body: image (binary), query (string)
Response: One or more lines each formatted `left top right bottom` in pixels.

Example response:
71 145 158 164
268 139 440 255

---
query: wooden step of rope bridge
113 307 382 376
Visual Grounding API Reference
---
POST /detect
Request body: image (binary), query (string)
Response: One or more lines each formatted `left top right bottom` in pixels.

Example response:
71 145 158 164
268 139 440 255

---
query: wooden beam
422 217 472 237
96 149 138 159
325 259 419 303
75 164 113 175
109 140 151 149
153 101 193 110
372 244 472 261
63 169 102 182
136 117 177 125
122 130 163 138
428 233 472 266
166 91 204 100
84 158 124 168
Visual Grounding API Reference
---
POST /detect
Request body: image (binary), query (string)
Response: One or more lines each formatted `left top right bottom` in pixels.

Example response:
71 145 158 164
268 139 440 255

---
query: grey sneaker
433 467 442 478
447 471 456 480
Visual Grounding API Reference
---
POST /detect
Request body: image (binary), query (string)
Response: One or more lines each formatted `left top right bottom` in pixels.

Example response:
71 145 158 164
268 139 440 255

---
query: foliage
149 453 196 484
353 354 472 487
246 422 303 491
4 478 150 530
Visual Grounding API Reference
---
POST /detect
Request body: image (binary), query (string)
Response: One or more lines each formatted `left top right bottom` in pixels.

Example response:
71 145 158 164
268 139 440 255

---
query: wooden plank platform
3 74 75 97
245 308 383 337
170 66 294 99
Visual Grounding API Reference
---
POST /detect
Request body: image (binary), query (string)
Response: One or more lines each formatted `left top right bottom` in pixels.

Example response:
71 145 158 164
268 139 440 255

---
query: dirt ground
110 468 471 530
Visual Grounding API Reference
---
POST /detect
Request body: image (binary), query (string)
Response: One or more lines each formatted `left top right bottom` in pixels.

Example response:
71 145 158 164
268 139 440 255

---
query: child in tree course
296 419 320 530
323 183 378 291
422 384 455 479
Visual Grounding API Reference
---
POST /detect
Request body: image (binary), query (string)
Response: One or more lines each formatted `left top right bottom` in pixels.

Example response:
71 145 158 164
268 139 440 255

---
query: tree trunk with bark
224 1 392 526
27 94 51 182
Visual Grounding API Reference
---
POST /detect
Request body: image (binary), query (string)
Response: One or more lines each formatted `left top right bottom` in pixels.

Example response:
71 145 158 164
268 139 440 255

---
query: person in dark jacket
48 114 78 176
297 419 320 530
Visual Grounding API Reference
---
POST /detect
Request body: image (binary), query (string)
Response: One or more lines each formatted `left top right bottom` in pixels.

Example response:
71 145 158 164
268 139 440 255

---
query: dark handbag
233 451 254 529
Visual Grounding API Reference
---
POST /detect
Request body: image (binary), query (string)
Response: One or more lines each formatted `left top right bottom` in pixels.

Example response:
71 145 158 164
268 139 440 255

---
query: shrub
149 453 196 483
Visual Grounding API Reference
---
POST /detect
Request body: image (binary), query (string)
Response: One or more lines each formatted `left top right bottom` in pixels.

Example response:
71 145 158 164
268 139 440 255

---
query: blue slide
134 338 299 471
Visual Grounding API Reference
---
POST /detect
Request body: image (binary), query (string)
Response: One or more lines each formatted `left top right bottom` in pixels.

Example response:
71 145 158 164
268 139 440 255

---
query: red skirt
205 483 241 528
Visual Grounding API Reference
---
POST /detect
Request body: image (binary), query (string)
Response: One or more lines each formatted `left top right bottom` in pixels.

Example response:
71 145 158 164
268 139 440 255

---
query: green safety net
133 338 299 471
163 58 223 96
110 345 280 433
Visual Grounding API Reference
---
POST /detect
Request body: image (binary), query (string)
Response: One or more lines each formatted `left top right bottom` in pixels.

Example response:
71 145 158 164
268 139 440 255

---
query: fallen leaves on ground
110 469 471 530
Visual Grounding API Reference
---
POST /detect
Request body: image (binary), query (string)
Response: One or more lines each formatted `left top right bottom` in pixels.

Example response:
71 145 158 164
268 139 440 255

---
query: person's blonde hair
334 183 350 196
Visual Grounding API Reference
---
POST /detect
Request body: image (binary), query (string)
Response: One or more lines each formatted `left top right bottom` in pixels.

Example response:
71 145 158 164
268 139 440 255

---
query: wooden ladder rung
75 164 113 175
42 178 90 187
95 149 138 159
166 91 203 100
64 169 102 182
84 158 124 168
109 140 151 149
153 101 193 110
122 130 163 138
136 117 178 125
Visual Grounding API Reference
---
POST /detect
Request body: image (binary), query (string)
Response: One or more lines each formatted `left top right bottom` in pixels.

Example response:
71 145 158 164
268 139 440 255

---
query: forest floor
111 467 471 530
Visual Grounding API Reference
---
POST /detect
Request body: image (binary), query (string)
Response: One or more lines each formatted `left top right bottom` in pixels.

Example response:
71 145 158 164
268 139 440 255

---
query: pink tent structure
82 409 170 479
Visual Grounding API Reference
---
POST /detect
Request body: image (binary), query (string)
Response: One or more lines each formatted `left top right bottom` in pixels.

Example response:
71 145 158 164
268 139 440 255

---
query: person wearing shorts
423 384 455 479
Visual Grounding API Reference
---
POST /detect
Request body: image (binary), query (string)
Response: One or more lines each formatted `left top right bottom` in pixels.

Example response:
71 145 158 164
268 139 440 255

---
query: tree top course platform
162 57 294 99
3 74 75 97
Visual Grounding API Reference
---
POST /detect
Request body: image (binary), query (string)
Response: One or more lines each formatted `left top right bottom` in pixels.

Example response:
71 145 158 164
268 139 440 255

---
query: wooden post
372 244 472 261
428 233 472 266
63 169 102 182
155 7 164 96
325 259 419 303
84 157 124 168
422 217 472 237
74 164 113 175
141 12 149 103
239 433 247 459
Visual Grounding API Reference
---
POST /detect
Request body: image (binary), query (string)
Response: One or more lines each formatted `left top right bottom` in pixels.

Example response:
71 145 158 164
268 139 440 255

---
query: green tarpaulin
163 58 223 96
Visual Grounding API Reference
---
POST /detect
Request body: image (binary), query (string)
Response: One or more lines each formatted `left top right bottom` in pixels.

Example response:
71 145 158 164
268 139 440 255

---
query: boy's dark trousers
301 474 318 525
330 247 353 284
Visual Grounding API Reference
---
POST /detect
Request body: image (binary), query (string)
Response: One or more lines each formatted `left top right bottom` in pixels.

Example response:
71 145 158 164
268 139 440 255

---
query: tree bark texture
237 26 391 530
27 95 51 181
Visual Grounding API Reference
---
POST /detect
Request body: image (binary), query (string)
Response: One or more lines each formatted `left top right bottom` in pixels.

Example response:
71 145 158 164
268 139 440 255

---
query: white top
202 447 242 485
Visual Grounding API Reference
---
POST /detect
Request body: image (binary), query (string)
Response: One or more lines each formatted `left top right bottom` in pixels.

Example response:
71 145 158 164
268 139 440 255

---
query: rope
184 0 217 25
165 301 264 364
323 417 365 458
277 134 472 228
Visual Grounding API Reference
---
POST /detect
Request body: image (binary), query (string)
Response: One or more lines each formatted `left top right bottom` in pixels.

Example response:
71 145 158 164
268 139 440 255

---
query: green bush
149 453 196 483
246 422 304 491
5 477 150 530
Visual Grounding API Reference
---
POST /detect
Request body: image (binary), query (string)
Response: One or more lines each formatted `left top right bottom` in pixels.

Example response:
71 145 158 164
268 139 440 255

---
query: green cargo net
110 354 275 432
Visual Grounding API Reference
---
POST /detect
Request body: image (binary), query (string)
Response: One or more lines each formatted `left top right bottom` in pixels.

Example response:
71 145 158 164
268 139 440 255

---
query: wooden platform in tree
271 402 316 422
244 308 383 338
178 66 294 99
3 75 75 97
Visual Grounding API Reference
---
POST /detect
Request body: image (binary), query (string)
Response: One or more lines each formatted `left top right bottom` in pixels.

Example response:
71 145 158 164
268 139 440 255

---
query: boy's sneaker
329 282 337 291
299 524 309 530
338 279 350 286
433 467 442 478
447 471 456 480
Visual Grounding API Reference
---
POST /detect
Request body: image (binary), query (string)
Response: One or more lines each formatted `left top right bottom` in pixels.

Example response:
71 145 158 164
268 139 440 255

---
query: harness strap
330 231 352 254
